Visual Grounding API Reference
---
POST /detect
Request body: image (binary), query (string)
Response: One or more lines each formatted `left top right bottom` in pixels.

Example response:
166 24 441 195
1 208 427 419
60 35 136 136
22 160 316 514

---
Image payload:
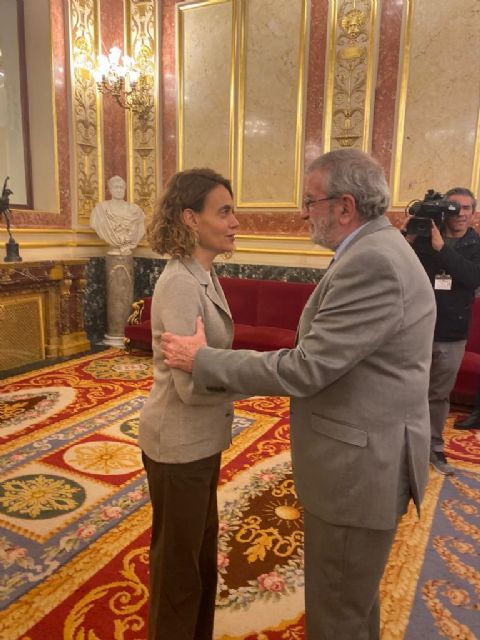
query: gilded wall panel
238 0 308 207
177 0 234 178
393 0 480 207
69 0 103 224
323 0 379 152
126 0 157 222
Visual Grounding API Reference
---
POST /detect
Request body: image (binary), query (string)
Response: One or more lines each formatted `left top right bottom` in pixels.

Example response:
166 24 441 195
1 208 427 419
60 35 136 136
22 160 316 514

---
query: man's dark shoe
430 451 454 476
454 409 480 430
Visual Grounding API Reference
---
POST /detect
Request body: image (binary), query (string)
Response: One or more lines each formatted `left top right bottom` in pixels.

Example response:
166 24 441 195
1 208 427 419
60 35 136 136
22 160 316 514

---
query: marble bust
90 176 145 255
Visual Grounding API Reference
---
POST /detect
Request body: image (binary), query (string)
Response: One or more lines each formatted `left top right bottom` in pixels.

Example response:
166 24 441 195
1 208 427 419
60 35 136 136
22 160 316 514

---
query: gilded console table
0 260 90 371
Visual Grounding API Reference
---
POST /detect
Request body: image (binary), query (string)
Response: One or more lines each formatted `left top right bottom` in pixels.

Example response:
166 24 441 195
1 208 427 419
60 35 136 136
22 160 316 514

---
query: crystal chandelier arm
91 47 153 120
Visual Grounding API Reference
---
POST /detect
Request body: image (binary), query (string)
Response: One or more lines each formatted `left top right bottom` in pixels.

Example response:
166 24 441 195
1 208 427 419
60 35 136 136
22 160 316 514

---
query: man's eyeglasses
302 196 337 212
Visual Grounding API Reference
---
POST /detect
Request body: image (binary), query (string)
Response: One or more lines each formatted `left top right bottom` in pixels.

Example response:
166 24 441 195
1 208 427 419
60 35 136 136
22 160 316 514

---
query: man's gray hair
308 149 390 221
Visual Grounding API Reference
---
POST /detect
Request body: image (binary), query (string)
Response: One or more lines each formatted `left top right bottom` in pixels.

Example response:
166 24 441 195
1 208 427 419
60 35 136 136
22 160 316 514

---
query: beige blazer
193 217 437 530
139 257 235 463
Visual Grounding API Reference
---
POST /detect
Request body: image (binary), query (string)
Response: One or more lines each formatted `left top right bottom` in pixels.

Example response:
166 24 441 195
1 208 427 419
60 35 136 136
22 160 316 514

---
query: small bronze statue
1 177 22 262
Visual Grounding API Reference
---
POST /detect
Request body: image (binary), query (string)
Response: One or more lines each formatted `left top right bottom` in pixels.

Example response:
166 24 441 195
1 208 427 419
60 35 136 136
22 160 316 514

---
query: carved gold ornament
341 8 367 38
324 0 378 152
70 0 103 223
127 0 157 221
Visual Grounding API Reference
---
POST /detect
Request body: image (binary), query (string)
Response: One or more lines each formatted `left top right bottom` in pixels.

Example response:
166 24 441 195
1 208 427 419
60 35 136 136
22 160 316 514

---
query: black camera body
406 189 460 237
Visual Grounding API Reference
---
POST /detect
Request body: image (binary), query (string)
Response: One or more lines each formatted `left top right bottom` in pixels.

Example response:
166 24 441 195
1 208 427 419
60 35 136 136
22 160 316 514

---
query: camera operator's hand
431 222 444 251
400 214 416 244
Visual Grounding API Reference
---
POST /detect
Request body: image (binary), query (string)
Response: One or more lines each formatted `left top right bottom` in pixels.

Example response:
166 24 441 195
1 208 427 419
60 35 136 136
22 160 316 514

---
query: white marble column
104 254 134 347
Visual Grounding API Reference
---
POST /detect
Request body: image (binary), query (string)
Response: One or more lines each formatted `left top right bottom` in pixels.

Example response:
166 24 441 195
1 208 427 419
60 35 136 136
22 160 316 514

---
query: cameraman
401 187 480 475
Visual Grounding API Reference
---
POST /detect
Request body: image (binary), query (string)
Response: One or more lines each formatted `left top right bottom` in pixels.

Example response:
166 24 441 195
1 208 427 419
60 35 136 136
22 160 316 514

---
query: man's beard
311 210 336 249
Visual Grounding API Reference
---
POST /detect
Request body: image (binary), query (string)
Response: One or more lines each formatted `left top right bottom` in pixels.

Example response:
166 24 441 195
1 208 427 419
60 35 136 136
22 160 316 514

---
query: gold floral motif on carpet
214 451 304 638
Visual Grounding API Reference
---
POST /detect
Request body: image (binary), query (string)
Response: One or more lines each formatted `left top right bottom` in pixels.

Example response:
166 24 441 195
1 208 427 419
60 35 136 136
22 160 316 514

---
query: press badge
434 274 452 290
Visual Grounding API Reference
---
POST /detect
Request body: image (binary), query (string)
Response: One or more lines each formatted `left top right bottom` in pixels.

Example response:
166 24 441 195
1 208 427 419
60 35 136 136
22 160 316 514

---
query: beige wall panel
238 0 307 207
179 1 233 176
394 0 480 206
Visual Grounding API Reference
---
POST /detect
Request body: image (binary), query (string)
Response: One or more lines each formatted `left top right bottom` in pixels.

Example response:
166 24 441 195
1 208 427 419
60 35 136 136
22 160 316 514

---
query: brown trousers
142 452 221 640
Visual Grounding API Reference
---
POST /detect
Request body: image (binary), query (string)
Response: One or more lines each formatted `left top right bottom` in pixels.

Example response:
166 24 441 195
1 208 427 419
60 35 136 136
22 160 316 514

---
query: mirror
0 0 31 207
0 0 58 212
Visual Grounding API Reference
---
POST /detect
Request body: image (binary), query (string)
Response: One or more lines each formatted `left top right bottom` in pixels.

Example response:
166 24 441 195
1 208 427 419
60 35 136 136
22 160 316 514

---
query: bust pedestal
104 254 134 347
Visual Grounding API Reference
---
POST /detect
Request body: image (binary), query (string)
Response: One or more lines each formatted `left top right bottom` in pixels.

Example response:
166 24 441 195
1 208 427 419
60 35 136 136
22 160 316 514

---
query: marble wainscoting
84 258 107 346
133 257 326 299
214 262 326 285
134 257 168 299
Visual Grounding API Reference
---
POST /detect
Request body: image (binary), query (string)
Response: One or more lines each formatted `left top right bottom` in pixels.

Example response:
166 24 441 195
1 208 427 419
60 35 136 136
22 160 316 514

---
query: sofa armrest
127 299 145 325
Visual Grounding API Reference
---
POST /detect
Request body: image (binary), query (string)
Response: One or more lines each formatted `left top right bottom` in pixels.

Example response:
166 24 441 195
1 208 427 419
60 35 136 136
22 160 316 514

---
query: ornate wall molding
69 0 103 225
323 0 379 151
126 0 158 222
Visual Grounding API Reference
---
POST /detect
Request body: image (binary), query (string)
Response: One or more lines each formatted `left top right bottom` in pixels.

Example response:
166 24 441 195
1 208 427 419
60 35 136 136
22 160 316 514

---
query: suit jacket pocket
311 414 367 447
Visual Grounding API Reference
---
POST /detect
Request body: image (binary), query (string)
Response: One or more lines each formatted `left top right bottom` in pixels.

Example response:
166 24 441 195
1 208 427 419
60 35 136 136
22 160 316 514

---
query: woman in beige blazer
139 168 239 640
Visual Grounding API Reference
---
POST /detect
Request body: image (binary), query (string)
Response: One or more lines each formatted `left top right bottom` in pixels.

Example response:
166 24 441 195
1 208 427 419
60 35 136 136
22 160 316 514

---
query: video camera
405 189 460 237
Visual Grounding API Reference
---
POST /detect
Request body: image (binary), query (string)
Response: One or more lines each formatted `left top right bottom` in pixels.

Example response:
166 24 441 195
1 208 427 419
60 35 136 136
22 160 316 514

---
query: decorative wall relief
69 0 103 224
126 0 157 222
323 0 378 151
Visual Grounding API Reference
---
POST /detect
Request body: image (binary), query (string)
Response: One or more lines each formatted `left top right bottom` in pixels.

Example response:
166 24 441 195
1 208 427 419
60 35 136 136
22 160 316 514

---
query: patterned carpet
0 349 479 639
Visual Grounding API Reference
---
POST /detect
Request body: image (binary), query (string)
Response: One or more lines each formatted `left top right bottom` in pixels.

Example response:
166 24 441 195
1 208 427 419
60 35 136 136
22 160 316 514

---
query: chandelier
92 47 153 120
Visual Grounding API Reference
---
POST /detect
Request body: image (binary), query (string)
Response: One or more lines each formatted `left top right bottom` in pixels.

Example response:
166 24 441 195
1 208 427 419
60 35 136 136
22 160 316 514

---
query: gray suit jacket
193 217 436 530
139 257 235 463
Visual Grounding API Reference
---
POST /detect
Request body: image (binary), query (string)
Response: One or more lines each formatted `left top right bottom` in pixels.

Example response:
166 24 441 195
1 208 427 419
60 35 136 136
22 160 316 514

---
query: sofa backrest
466 296 480 353
257 280 316 330
219 277 260 325
219 277 316 330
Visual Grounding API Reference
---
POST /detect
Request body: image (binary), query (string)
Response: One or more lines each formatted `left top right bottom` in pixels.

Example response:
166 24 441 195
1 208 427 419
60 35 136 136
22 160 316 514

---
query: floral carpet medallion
0 387 76 439
83 356 152 380
0 474 86 520
214 451 304 638
63 440 143 475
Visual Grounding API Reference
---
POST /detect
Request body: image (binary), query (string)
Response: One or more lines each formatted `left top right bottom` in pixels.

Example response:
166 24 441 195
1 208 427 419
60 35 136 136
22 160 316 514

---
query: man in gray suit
161 149 436 640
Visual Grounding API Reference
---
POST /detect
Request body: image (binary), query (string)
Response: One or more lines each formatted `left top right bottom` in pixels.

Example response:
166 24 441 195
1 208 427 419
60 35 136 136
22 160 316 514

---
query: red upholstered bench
219 277 315 350
451 296 480 405
124 277 316 352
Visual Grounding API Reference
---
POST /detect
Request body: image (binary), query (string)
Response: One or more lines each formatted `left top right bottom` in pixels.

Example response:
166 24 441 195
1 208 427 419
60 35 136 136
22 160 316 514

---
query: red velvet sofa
124 277 316 352
451 296 480 405
124 283 480 404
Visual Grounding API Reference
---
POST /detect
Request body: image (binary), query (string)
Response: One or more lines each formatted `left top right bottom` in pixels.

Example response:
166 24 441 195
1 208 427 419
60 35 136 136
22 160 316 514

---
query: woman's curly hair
148 168 233 257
